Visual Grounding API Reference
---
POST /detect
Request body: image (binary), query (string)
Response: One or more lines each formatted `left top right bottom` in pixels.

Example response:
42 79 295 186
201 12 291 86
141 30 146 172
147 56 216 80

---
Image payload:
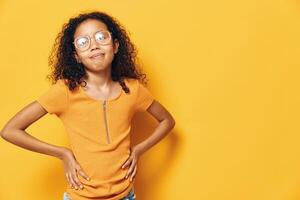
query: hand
121 146 142 182
60 147 90 190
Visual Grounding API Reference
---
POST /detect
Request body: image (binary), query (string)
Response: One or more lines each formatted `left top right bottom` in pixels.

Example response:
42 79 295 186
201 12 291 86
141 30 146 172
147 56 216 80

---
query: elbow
1 130 7 140
169 117 176 129
1 129 9 140
172 119 176 128
1 127 13 140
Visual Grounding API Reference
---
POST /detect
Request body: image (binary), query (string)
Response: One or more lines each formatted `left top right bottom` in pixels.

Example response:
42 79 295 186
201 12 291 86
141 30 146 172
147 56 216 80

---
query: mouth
90 53 105 59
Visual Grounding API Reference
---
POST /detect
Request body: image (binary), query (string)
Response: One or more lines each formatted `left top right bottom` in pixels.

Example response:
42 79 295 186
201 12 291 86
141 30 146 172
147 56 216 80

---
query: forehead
74 19 108 38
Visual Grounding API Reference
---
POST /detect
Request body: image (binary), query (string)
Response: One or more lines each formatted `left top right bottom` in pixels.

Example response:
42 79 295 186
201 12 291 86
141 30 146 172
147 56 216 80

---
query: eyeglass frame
72 30 113 51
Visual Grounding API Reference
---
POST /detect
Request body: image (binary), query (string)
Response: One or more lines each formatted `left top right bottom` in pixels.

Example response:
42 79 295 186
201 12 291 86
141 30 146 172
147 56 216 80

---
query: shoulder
124 78 139 85
42 79 69 98
56 79 68 87
39 79 69 97
124 78 140 91
36 79 69 115
52 79 69 92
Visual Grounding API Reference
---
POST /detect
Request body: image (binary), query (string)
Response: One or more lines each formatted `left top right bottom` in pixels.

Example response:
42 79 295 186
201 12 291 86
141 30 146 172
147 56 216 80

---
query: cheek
107 47 117 59
104 45 116 55
100 46 116 61
106 51 115 60
76 52 89 61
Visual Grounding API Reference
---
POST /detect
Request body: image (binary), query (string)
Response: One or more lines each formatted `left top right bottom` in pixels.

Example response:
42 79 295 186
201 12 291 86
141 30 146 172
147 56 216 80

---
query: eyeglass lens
75 31 111 50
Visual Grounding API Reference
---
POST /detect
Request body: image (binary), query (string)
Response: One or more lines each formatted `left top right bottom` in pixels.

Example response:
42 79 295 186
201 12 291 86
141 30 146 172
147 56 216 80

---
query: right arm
0 101 90 190
1 101 67 159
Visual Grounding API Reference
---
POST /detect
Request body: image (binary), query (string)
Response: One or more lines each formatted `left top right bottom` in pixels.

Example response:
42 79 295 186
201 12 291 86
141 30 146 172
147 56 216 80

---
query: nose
89 37 100 51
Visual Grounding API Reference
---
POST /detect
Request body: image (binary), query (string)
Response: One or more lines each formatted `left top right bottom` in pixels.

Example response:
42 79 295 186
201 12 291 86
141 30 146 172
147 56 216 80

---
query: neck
82 67 115 89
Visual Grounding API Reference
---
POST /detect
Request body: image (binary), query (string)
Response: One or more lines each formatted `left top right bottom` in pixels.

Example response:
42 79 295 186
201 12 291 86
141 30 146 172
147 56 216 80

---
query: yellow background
0 0 300 199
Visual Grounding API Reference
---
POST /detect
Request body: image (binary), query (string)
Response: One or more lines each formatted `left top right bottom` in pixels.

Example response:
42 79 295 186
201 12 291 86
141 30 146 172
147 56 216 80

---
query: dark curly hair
46 11 148 94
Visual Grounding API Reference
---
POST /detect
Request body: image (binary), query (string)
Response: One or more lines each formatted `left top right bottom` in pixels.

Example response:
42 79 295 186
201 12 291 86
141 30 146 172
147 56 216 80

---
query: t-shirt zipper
102 100 111 144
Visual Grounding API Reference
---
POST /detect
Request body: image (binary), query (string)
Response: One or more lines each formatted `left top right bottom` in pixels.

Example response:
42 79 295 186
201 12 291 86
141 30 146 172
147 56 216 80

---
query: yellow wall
0 0 300 199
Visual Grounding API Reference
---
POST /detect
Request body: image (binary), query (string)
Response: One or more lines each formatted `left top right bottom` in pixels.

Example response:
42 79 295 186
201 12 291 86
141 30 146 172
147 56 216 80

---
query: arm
1 101 91 190
134 100 176 156
0 101 66 160
122 100 176 181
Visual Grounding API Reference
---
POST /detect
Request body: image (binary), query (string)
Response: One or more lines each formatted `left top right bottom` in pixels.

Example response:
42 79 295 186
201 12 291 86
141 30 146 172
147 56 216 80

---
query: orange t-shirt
36 78 154 200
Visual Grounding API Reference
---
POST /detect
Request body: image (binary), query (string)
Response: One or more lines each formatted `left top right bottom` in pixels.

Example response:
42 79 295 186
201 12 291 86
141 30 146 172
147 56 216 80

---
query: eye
95 31 110 41
76 37 89 47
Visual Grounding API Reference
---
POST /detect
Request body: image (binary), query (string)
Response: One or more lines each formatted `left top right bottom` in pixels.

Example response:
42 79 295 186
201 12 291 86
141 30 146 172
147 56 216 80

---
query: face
73 19 119 72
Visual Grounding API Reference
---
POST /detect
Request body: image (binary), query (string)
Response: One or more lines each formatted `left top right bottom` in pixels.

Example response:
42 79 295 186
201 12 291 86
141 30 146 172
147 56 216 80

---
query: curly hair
46 11 148 94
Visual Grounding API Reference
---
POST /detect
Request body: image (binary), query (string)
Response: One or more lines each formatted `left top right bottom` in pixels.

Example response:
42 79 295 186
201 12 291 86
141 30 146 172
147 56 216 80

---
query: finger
71 172 81 190
77 168 90 181
68 173 77 189
122 157 132 169
66 173 73 188
126 160 136 179
73 170 84 190
130 165 137 182
122 156 131 169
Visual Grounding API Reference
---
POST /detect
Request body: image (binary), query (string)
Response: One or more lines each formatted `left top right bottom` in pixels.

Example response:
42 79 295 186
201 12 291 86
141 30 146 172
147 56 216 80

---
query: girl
0 11 175 200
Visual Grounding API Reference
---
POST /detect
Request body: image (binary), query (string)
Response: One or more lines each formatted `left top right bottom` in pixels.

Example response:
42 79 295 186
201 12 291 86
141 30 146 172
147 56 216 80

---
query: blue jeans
63 188 136 200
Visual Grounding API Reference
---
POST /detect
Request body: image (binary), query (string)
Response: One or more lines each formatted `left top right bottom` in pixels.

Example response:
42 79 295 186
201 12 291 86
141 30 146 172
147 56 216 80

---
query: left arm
122 100 176 181
134 100 176 155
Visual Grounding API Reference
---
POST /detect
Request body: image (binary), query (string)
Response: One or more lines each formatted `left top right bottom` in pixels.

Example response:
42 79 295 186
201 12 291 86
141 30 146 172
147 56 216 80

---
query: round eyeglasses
73 30 112 51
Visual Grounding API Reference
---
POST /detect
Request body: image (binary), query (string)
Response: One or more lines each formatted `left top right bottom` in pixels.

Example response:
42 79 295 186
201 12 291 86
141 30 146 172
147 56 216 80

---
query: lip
90 52 105 58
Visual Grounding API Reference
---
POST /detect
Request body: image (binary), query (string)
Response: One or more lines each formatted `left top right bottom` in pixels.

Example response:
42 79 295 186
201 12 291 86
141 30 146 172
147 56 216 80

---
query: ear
113 39 119 54
73 51 81 63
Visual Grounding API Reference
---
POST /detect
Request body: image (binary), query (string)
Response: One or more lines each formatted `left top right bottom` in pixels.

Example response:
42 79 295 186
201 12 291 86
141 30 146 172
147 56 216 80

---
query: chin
90 64 110 71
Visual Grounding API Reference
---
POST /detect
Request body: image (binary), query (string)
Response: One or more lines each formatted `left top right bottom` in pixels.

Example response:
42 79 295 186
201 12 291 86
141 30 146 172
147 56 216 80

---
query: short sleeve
36 79 68 116
135 81 155 112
